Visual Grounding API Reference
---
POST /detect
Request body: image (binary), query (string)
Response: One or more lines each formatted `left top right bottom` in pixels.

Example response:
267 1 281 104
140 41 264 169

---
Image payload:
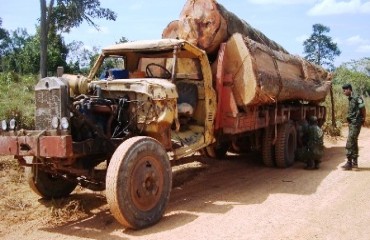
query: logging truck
0 35 329 229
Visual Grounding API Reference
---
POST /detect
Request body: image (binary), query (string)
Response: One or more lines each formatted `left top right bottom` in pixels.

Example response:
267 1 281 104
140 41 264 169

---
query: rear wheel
262 126 275 167
25 157 77 199
275 122 297 168
106 136 172 229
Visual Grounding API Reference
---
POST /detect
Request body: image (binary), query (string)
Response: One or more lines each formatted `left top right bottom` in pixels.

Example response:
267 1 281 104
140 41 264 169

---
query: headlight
51 117 59 129
1 120 7 131
9 119 16 130
61 117 69 130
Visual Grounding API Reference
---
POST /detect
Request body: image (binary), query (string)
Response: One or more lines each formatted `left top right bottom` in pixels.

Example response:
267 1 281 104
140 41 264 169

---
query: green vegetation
0 72 36 129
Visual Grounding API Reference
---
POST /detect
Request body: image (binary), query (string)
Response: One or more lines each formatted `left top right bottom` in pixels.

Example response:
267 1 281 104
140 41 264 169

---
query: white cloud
343 36 370 53
248 0 315 4
308 0 370 16
361 1 370 12
346 35 369 45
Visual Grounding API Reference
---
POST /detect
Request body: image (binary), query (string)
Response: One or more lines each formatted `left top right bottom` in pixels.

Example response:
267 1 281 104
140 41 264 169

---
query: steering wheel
145 63 172 79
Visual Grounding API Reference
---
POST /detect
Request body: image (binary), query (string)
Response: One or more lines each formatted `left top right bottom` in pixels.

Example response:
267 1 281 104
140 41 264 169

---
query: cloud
308 0 370 16
248 0 315 4
346 35 369 45
362 1 370 12
344 35 370 53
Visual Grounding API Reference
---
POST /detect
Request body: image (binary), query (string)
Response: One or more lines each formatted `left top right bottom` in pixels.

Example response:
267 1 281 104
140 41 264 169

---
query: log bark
162 20 180 39
162 0 288 54
218 33 331 107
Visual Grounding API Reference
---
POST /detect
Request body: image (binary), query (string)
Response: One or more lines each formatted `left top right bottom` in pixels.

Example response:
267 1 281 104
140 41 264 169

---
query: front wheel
25 157 77 199
106 136 172 229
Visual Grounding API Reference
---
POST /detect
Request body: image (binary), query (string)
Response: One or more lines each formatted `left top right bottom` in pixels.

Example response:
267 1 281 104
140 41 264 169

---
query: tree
39 0 117 77
0 18 10 71
342 57 370 76
1 27 68 75
334 64 370 96
303 24 341 70
66 40 100 74
1 29 31 74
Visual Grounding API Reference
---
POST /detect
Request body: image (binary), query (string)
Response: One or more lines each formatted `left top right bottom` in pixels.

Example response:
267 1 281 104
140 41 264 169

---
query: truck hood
91 78 178 100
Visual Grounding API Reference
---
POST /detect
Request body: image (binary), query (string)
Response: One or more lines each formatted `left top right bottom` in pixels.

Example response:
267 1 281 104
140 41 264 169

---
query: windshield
93 47 203 81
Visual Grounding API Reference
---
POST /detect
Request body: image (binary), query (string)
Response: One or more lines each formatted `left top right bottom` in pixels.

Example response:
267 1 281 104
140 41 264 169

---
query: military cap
342 83 352 90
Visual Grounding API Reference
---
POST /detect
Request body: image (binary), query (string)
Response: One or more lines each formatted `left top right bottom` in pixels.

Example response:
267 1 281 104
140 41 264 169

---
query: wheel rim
130 155 164 211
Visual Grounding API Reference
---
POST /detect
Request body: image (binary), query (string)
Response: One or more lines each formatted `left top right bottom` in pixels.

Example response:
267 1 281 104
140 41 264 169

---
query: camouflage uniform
304 118 324 169
345 94 365 165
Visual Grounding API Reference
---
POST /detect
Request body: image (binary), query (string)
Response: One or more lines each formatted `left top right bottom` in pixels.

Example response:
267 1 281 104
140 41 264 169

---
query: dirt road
1 127 370 240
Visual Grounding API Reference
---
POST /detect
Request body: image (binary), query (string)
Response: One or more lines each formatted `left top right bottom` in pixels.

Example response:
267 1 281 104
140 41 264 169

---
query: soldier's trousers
346 124 362 160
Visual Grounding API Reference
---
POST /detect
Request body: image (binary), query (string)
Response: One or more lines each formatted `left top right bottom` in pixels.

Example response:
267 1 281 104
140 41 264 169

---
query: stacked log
218 33 332 107
162 0 288 54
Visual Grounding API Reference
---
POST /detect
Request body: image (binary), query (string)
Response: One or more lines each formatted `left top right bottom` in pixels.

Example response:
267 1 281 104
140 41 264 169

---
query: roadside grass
0 72 36 129
0 157 89 227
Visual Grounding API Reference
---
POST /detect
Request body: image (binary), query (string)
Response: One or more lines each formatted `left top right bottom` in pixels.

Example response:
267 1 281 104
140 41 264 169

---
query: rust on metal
39 135 73 158
0 136 18 155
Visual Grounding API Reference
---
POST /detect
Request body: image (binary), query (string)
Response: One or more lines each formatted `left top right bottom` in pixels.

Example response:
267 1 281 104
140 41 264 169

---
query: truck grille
35 77 69 130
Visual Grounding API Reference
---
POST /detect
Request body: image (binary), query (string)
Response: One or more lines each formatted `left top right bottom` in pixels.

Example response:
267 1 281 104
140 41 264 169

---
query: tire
106 136 172 229
275 121 297 168
25 157 77 199
262 126 275 167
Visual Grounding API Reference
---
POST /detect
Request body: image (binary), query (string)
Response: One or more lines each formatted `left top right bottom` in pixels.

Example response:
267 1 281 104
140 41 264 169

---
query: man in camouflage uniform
342 83 366 171
304 116 324 170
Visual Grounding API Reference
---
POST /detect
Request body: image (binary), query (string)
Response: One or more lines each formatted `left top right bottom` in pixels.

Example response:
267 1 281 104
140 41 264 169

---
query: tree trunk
219 33 331 108
162 0 288 55
330 86 336 128
39 0 54 78
40 0 48 78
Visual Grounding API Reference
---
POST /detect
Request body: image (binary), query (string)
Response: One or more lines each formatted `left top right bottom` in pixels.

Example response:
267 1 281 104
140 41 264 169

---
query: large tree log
219 33 332 107
162 0 288 54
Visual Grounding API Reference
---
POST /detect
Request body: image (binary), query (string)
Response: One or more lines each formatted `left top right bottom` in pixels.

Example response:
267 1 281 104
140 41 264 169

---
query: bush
0 72 37 129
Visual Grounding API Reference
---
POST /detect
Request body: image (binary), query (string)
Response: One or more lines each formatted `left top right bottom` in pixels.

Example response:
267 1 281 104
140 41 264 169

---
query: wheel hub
131 158 163 211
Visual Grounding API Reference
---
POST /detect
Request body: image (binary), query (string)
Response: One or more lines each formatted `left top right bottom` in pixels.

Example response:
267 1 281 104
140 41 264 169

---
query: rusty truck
0 36 329 229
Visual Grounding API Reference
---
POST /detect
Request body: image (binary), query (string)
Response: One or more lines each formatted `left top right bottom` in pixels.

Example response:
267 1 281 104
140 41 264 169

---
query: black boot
352 158 359 171
304 159 315 170
314 160 320 169
341 159 352 171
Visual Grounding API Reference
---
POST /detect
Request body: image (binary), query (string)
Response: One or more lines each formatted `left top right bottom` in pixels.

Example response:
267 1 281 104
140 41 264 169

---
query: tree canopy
39 0 117 77
334 58 370 96
303 24 341 70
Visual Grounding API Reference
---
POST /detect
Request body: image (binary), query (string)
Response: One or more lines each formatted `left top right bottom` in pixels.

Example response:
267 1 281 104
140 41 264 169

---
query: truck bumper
0 132 73 158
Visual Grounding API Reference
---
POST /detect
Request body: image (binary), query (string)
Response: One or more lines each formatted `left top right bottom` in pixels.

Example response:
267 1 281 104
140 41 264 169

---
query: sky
1 0 370 66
